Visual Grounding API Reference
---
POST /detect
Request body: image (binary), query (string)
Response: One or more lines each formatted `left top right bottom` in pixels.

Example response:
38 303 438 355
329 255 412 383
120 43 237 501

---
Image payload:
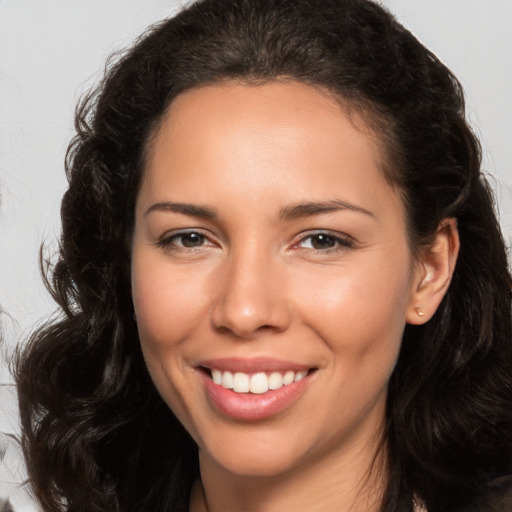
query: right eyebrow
144 201 218 219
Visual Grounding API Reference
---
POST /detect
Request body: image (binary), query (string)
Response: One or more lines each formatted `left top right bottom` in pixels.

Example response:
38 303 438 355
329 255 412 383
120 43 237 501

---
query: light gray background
1 1 511 510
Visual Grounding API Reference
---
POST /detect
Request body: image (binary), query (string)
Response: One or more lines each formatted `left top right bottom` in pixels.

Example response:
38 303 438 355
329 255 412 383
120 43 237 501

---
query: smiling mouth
200 368 316 394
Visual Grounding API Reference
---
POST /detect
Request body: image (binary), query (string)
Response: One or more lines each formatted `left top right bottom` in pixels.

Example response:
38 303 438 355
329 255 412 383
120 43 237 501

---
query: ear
406 218 460 325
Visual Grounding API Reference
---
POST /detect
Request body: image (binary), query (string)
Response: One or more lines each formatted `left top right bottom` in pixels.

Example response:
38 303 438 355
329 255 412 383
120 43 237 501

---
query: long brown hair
17 1 512 510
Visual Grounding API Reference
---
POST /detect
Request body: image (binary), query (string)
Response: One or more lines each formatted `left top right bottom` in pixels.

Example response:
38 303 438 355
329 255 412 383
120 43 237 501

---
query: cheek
130 251 209 401
290 255 411 369
293 271 408 433
131 253 211 435
131 251 211 348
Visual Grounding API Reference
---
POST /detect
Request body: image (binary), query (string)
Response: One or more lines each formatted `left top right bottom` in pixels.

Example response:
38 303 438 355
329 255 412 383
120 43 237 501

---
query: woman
16 0 512 511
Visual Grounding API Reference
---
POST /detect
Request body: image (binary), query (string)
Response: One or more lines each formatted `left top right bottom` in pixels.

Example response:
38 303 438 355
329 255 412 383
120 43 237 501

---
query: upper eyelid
158 227 210 238
155 227 354 247
157 228 216 245
294 229 355 243
291 232 356 254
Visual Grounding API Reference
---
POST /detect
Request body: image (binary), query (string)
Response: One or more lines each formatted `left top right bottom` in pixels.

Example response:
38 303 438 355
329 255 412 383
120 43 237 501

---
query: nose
211 248 291 340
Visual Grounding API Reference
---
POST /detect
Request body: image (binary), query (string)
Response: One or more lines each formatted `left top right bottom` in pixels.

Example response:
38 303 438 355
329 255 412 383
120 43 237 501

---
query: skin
131 82 459 512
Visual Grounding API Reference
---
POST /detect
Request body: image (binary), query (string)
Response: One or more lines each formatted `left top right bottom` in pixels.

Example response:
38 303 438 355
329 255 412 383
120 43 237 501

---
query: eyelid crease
295 228 356 242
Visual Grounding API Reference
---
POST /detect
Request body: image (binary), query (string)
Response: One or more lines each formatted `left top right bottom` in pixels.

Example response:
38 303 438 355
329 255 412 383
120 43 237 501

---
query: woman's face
131 82 422 478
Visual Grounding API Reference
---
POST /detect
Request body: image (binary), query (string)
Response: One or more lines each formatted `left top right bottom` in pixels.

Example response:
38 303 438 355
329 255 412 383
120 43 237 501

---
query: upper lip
198 357 314 373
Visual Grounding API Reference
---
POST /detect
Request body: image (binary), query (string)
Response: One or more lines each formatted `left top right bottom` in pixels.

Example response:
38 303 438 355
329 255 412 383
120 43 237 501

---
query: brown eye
178 232 206 247
157 230 210 250
297 232 353 252
308 234 337 250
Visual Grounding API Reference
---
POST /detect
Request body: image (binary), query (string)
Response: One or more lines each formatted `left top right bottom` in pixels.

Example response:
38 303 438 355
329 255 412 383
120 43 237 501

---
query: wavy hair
16 0 512 511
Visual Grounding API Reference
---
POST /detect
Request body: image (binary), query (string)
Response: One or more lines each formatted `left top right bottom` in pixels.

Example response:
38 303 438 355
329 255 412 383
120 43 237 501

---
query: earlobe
407 218 460 325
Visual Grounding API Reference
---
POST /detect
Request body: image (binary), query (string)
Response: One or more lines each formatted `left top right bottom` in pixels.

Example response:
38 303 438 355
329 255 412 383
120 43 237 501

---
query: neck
190 430 388 512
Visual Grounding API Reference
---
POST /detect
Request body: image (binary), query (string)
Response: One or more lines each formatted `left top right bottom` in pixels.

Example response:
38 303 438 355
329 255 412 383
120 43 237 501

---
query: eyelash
294 232 354 253
156 229 213 252
155 230 354 254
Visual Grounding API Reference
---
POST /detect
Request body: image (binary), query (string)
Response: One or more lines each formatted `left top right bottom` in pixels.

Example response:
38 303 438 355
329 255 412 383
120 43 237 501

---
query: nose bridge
212 240 290 338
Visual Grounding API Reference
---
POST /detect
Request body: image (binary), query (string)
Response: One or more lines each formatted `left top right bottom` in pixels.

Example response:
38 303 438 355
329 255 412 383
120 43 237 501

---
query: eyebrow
144 202 218 219
279 200 375 220
144 199 374 221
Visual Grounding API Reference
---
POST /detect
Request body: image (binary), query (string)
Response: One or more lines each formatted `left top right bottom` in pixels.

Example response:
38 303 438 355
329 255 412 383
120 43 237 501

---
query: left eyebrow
279 200 375 220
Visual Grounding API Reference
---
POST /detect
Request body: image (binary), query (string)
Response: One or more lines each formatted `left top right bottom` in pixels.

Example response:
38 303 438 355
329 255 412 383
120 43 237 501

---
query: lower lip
199 371 312 421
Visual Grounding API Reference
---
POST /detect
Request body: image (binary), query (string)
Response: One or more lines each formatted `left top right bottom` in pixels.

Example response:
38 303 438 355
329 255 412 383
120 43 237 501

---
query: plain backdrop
1 1 511 510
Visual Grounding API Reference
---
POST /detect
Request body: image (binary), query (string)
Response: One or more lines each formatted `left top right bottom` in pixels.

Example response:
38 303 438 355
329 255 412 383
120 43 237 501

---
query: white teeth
283 371 295 386
221 371 234 389
294 370 307 382
210 369 309 394
212 369 222 385
268 372 283 390
249 373 269 394
233 372 250 393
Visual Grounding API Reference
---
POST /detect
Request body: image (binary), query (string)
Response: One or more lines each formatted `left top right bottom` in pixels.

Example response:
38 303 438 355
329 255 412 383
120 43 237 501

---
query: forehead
155 80 383 151
140 81 404 225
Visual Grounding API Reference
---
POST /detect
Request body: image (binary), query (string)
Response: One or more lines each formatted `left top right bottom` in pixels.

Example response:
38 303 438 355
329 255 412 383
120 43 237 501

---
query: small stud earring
415 307 425 317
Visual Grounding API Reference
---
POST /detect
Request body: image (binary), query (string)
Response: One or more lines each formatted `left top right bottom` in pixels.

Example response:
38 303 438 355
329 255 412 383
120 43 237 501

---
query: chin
199 429 308 478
